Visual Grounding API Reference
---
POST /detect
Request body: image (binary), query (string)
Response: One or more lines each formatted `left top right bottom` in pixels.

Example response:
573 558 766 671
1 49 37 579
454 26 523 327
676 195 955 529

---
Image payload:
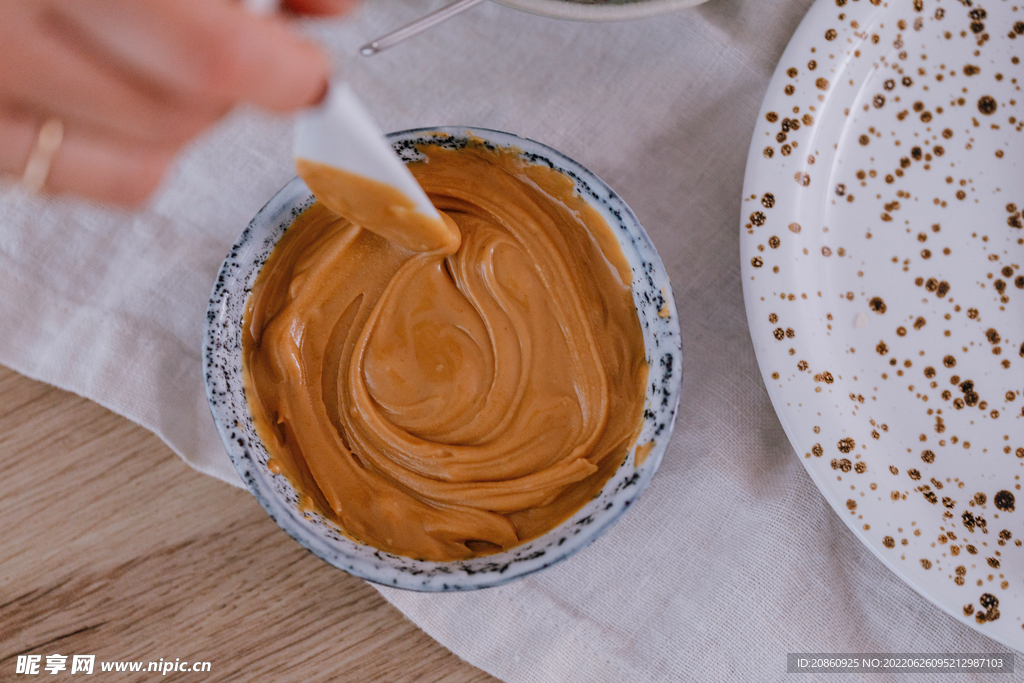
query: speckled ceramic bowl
203 127 681 591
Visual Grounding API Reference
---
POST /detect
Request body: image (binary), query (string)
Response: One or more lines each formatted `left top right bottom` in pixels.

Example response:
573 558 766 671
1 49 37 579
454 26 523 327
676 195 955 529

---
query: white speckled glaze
204 127 681 591
742 0 1022 650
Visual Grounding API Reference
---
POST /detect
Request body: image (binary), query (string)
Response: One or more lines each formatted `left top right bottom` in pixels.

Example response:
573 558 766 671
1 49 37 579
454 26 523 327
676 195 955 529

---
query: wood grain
0 366 497 682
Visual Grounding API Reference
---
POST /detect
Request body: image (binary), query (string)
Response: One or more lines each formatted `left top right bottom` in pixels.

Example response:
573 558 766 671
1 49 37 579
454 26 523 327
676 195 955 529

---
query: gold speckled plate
741 0 1023 651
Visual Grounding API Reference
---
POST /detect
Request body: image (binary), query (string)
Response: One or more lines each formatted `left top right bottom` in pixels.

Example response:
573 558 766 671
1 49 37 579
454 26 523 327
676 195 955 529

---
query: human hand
0 0 355 206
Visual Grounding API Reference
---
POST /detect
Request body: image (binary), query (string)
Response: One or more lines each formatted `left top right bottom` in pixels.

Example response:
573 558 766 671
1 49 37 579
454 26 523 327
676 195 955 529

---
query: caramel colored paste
243 140 648 562
295 158 461 254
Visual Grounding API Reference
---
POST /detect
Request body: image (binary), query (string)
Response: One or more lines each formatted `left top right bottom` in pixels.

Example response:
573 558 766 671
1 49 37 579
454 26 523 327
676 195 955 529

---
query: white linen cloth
0 0 1017 679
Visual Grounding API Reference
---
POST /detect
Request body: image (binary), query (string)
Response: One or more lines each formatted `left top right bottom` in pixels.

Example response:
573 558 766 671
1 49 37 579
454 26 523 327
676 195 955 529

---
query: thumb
282 0 359 16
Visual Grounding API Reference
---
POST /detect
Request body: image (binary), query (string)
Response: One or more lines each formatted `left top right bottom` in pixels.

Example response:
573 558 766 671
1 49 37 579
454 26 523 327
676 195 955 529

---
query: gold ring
21 118 64 193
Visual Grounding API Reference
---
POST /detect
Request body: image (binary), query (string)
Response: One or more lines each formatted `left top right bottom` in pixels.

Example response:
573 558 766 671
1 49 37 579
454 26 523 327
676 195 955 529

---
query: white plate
741 0 1023 651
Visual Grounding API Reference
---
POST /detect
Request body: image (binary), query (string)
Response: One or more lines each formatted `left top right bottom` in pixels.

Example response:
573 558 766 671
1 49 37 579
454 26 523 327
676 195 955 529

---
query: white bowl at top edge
202 126 682 591
497 0 709 22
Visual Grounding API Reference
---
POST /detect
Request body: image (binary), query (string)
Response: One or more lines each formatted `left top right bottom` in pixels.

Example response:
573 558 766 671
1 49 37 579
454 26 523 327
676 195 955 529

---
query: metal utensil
359 0 486 56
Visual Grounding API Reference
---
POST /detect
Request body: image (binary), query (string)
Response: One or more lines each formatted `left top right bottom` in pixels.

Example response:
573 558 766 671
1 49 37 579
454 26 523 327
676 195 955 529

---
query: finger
283 0 358 16
0 14 225 148
52 0 330 112
0 110 174 206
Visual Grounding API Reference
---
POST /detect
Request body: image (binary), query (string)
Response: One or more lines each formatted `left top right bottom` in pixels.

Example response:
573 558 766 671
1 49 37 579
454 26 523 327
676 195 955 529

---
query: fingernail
310 77 329 106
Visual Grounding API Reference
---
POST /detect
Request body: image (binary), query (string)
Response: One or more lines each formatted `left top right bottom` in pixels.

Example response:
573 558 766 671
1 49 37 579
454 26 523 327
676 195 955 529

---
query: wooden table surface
0 365 498 682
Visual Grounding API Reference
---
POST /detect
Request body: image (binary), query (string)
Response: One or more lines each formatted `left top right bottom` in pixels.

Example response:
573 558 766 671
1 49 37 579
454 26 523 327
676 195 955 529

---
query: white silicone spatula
293 83 460 253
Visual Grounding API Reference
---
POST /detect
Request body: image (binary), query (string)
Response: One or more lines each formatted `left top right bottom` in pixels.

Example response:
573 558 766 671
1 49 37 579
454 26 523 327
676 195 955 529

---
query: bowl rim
497 0 708 21
202 126 682 590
